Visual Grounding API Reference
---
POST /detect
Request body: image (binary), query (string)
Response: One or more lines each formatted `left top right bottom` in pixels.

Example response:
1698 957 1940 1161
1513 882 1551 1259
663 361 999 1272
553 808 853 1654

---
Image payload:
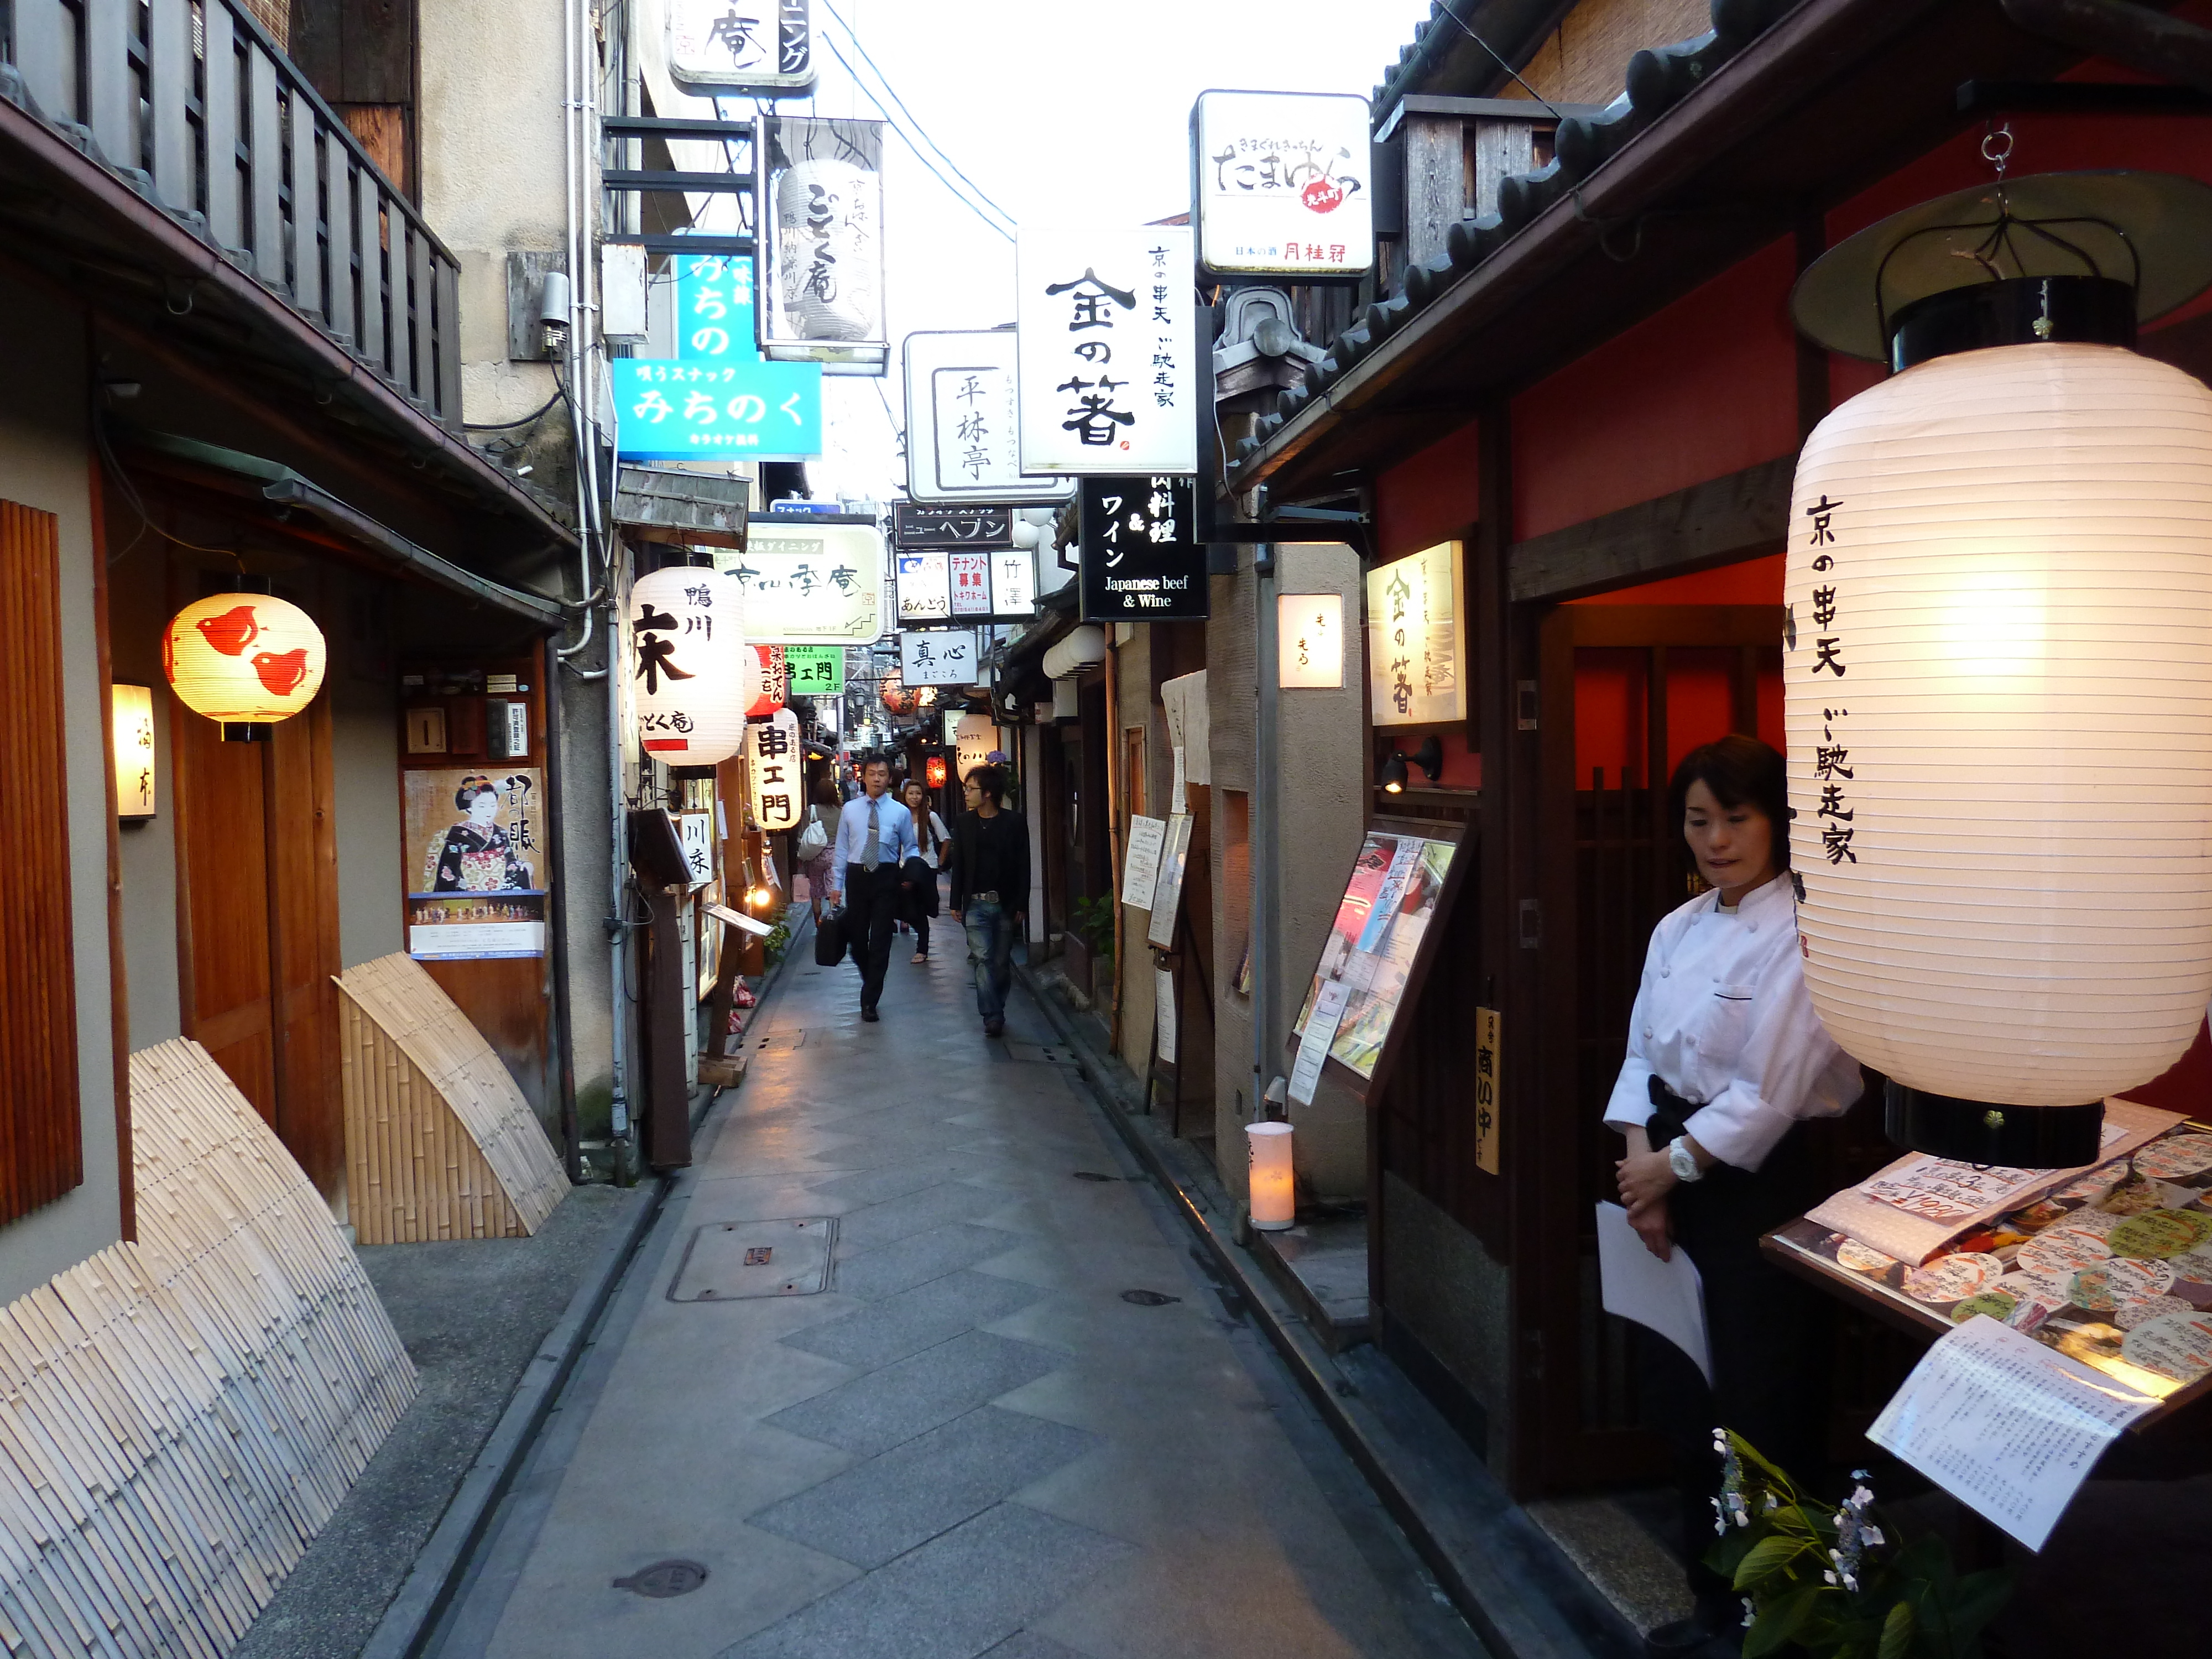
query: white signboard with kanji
716 521 884 644
1192 91 1374 280
669 0 815 95
902 333 1074 503
899 628 980 687
1366 541 1465 726
1016 227 1197 476
747 707 804 831
896 550 951 623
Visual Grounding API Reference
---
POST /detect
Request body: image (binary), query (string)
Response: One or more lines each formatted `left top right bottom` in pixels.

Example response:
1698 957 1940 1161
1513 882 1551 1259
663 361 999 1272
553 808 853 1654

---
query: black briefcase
814 906 848 967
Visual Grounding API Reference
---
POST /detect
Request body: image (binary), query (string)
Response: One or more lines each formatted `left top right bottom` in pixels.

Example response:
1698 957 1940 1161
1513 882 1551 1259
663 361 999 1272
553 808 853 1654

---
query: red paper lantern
925 754 948 789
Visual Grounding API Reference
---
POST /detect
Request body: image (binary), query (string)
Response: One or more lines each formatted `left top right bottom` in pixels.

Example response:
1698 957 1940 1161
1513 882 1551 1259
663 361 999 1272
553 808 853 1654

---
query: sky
772 0 1438 503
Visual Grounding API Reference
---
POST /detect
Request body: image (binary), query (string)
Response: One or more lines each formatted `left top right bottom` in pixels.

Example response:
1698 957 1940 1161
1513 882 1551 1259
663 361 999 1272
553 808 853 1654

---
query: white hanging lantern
1785 171 2212 1166
163 589 326 739
1246 1121 1296 1231
747 645 787 717
632 564 748 765
747 707 803 831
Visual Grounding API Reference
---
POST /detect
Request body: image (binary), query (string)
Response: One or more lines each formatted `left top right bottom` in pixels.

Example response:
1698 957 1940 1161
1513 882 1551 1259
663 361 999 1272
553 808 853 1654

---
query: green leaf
1877 1598 1915 1659
1727 1432 1801 1499
1945 1570 2015 1645
1733 1535 1810 1590
1744 1586 1821 1659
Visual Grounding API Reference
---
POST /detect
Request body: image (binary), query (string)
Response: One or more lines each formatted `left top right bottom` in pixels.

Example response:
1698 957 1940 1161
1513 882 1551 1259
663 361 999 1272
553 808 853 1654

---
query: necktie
864 799 880 870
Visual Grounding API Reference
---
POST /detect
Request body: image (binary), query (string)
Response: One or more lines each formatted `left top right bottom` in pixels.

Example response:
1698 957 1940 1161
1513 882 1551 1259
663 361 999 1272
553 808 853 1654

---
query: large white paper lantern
632 565 748 765
1787 334 2212 1160
746 707 803 831
164 591 326 738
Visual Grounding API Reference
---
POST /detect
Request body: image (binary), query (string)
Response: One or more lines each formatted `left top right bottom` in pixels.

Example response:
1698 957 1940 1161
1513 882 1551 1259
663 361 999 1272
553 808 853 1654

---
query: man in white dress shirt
829 756 917 1022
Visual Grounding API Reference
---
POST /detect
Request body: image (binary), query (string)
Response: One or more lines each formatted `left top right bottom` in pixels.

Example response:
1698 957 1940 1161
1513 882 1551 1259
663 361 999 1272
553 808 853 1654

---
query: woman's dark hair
969 764 1005 804
453 775 499 811
1669 734 1790 869
812 780 840 806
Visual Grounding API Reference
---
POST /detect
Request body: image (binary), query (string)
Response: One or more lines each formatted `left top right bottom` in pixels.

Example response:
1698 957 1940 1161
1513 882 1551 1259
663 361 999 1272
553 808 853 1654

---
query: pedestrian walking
899 778 950 963
828 755 917 1023
948 762 1029 1039
796 781 842 925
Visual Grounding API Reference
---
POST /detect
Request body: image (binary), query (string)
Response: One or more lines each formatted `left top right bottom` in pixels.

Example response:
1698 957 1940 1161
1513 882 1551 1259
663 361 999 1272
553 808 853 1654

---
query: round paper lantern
879 669 919 717
774 157 880 343
164 591 326 737
632 565 747 764
1786 336 2212 1161
746 645 786 718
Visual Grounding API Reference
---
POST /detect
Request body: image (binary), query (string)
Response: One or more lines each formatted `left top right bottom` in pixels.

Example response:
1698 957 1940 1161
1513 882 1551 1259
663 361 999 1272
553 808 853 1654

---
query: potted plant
1068 894 1117 1000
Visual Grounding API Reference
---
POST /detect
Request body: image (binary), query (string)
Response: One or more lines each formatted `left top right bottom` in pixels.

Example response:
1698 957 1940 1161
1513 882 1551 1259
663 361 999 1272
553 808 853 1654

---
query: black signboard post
1077 476 1208 622
893 502 1015 550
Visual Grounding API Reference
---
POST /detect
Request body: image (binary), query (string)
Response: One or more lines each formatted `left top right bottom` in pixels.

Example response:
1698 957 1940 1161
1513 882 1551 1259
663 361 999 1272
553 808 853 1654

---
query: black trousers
843 863 899 1010
1640 1114 1831 1616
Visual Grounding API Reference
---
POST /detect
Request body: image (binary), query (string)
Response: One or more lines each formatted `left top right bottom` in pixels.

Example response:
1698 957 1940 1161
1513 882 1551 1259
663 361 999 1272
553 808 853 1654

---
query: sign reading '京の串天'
667 0 815 94
1077 475 1207 623
1191 90 1374 281
1366 541 1465 727
1016 226 1197 476
902 332 1074 503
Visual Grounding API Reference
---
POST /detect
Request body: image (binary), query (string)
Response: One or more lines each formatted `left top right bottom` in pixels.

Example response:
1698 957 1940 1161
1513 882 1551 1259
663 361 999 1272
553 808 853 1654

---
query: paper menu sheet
1807 1097 2184 1265
1596 1202 1710 1384
1289 979 1351 1106
1120 816 1167 909
1869 1314 2156 1551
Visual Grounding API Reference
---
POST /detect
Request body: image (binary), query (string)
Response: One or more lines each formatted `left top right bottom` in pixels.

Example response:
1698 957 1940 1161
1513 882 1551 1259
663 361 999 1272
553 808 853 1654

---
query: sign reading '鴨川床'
1077 475 1207 623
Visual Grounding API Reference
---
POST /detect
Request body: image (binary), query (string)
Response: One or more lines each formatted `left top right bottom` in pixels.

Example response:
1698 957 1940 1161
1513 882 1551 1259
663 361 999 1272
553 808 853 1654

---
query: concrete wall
0 279 124 1303
328 572 405 968
1381 1172 1513 1468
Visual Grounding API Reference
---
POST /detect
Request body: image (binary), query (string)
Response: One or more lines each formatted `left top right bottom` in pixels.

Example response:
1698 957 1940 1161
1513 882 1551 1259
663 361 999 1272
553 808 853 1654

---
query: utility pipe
1104 630 1126 1055
1253 542 1281 1112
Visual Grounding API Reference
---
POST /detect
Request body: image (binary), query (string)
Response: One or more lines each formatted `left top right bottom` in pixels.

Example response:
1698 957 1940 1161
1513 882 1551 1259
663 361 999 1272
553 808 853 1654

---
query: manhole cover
1071 1171 1119 1183
1121 1289 1181 1306
613 1559 708 1598
669 1218 836 1301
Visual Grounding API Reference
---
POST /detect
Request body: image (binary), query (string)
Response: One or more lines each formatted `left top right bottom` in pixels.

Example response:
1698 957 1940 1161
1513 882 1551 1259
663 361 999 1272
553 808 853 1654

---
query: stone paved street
431 933 1487 1658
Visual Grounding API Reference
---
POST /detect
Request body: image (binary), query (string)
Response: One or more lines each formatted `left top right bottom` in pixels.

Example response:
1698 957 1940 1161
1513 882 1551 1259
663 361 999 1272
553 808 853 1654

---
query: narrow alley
425 936 1487 1659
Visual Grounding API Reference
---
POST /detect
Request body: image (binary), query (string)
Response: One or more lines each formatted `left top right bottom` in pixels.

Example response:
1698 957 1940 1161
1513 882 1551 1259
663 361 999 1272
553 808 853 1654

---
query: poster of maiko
404 769 549 960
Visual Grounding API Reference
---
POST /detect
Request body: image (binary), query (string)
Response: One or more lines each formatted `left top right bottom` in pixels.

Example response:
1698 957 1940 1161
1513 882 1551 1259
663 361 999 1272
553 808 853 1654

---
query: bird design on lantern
164 591 327 740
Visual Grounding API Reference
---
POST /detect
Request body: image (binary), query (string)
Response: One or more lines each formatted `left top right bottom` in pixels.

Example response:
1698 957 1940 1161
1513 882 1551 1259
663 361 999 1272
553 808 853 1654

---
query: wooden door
1526 602 1784 1493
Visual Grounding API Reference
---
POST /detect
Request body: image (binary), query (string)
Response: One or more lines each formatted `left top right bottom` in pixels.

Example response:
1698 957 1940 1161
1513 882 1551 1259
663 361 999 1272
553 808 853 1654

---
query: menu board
1290 828 1462 1088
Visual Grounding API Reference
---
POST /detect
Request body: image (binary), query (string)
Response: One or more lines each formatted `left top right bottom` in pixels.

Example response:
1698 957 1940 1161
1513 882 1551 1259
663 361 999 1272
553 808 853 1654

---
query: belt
969 890 1001 905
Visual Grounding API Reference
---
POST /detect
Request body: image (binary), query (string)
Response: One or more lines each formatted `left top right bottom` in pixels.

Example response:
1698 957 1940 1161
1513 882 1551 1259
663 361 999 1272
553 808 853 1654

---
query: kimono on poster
404 769 549 960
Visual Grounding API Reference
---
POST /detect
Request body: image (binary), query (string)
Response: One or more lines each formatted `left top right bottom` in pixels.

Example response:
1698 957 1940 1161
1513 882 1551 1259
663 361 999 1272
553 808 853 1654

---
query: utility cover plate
669 1217 836 1301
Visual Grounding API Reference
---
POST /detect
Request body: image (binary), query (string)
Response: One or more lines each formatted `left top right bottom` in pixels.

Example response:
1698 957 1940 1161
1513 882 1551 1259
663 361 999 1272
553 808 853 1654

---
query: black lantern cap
1792 170 2212 363
1884 1081 2105 1170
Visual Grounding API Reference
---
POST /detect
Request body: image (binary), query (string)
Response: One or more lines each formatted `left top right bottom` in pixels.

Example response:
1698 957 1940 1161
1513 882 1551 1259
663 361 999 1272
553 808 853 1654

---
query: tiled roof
1237 0 1796 475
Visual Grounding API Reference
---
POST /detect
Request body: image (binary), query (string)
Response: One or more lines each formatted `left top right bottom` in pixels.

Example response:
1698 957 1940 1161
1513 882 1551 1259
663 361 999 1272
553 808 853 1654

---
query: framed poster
404 768 549 959
1288 821 1469 1103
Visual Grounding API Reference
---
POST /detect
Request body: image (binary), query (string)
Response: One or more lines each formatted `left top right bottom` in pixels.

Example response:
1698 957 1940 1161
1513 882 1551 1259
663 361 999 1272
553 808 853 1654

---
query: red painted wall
1511 238 1801 542
1567 554 1782 607
1373 421 1483 561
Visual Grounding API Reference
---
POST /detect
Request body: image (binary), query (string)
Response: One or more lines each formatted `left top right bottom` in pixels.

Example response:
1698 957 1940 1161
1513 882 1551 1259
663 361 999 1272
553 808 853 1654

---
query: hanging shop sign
718 518 884 643
757 116 886 373
893 501 1015 549
746 708 804 831
630 565 750 763
112 683 156 818
896 549 951 623
404 769 548 959
896 534 1038 624
612 359 822 461
1077 474 1207 622
949 552 991 618
747 645 788 716
1366 541 1465 727
668 0 815 96
954 711 997 779
164 589 327 739
782 644 845 696
1015 226 1197 476
900 628 980 687
1276 593 1345 688
1191 90 1374 281
901 332 1074 502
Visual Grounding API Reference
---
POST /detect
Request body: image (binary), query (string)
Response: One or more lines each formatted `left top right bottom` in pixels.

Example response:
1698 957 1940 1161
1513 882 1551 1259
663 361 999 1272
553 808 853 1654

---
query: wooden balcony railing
2 0 463 430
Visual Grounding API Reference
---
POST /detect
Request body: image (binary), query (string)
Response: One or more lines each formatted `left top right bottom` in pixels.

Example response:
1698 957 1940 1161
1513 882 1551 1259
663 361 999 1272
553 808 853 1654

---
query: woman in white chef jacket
1608 735 1863 1659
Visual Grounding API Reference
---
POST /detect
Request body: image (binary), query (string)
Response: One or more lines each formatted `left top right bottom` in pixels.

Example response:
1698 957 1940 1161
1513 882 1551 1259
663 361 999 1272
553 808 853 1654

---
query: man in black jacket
947 763 1029 1039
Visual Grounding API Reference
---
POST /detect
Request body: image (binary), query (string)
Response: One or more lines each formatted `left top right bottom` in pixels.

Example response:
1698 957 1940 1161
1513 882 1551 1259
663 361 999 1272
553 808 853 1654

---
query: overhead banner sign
783 644 845 697
1191 90 1374 281
900 628 980 687
613 252 822 460
1078 476 1207 623
758 116 886 373
1016 226 1197 477
669 0 815 96
893 502 1015 550
896 540 1038 626
902 332 1073 502
717 519 884 643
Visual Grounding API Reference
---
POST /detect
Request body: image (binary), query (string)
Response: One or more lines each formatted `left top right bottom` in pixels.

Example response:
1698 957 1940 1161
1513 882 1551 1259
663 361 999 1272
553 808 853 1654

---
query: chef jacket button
1749 924 1759 933
1661 968 1670 978
1642 1027 1653 1039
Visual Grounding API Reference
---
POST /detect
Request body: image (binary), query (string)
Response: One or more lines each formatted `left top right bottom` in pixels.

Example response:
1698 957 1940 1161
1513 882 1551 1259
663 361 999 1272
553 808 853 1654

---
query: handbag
813 905 847 967
901 854 940 919
796 806 828 859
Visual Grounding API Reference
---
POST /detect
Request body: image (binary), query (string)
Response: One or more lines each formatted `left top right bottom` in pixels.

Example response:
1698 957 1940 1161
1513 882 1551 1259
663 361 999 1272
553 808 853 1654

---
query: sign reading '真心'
1077 476 1207 623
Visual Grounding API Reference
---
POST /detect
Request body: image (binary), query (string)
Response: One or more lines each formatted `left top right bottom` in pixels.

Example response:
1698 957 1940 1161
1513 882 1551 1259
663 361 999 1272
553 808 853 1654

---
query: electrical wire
815 35 1015 241
1431 0 1567 122
463 384 566 430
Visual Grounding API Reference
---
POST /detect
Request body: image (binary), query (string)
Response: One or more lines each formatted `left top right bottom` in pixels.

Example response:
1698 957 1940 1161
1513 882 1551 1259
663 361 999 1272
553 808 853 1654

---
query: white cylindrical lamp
1246 1121 1296 1231
632 564 748 766
163 588 327 741
1785 172 2212 1166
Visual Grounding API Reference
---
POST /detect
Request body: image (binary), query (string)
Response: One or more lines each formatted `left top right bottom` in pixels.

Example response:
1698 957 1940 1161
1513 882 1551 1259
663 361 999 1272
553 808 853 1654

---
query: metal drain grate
612 1559 709 1598
668 1217 836 1301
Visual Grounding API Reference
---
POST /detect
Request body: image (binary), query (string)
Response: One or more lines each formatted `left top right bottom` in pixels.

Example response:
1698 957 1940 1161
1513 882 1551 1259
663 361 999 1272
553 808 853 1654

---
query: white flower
1841 1574 1859 1593
1861 1527 1885 1548
1741 1599 1755 1629
1762 1493 1779 1512
1715 1517 1728 1536
1851 1486 1875 1508
1824 1571 1838 1585
1735 1511 1749 1528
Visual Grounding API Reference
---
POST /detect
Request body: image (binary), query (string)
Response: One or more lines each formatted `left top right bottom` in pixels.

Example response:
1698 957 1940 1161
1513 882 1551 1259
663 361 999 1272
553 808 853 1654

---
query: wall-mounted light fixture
112 684 155 818
1378 733 1443 795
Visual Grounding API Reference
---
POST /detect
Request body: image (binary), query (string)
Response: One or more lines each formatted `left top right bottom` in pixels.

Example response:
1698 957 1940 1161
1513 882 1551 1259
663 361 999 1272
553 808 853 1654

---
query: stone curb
1015 959 1631 1659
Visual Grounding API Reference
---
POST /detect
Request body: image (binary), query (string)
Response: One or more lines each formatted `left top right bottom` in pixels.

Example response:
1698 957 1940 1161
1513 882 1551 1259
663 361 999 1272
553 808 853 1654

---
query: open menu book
1806 1097 2185 1266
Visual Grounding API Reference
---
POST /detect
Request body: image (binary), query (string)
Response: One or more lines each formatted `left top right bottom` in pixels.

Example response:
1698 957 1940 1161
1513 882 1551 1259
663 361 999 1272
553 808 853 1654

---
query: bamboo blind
0 499 82 1225
0 1038 415 1655
333 955 567 1244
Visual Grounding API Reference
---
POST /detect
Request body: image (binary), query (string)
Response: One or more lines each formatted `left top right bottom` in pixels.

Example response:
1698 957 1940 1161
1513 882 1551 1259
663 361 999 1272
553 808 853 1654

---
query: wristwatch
1667 1136 1704 1183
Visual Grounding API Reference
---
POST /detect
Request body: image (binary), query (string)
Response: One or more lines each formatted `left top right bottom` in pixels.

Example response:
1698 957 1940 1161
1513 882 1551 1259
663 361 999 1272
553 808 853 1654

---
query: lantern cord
92 408 248 565
1871 210 2138 344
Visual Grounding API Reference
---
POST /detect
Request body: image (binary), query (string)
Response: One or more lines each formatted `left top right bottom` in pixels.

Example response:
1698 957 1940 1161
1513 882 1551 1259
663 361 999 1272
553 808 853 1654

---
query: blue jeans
963 901 1016 1022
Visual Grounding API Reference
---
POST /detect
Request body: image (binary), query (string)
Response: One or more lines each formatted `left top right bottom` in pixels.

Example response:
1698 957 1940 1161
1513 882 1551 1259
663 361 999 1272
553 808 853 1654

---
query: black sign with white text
893 502 1015 551
1077 476 1207 622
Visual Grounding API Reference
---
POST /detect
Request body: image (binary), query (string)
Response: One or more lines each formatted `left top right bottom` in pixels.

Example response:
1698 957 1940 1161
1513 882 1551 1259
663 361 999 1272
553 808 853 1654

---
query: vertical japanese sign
1077 475 1207 622
1473 1007 1501 1175
1276 593 1344 688
1016 226 1197 476
747 708 804 831
668 0 815 95
899 628 980 687
1793 491 1858 870
613 252 822 460
1191 91 1374 281
948 552 992 617
112 682 156 818
902 332 1073 502
677 812 716 885
1366 541 1465 726
757 117 886 371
